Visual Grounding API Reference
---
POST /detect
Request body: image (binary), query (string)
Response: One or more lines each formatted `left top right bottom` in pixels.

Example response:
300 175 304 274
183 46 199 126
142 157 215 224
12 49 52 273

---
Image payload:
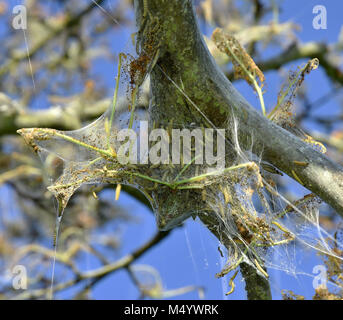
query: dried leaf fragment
212 28 265 88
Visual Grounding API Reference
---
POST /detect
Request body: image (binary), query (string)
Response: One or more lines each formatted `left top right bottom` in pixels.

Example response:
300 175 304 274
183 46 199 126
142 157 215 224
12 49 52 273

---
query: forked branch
134 0 343 300
134 0 343 217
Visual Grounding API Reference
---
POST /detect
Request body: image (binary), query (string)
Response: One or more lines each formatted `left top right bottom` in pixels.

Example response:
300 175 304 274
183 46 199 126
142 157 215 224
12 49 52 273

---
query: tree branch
255 42 343 87
133 0 343 300
0 95 110 135
134 0 343 217
134 0 274 300
13 230 171 299
0 0 107 77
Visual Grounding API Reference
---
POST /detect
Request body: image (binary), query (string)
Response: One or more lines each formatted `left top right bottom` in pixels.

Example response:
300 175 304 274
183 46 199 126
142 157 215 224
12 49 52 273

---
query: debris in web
211 27 267 115
267 58 326 153
212 28 265 89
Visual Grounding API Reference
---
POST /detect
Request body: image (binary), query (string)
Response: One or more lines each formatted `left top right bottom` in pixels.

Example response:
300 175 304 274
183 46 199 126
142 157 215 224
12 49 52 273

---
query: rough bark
239 262 272 300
